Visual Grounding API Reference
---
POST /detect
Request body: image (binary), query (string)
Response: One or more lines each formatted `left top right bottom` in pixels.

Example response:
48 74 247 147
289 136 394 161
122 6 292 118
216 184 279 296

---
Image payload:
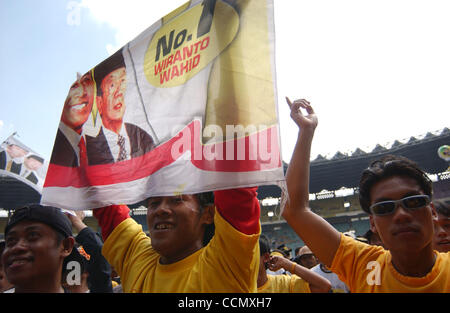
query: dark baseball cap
4 204 73 238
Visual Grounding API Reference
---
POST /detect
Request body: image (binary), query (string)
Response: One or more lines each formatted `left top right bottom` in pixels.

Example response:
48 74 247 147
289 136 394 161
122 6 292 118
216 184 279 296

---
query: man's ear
96 96 103 116
262 253 270 264
369 215 378 234
61 237 75 258
201 204 215 225
430 202 438 222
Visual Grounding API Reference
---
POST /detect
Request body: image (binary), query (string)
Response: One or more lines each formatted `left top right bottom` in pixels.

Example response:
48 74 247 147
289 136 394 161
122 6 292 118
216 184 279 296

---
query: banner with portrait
0 133 48 193
42 0 284 210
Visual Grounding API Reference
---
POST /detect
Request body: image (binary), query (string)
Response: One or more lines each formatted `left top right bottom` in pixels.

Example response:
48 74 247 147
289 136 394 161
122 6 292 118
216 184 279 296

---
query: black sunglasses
369 195 430 216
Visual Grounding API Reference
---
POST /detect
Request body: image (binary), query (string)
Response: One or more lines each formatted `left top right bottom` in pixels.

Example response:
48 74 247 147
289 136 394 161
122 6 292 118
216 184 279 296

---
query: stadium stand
1 128 449 249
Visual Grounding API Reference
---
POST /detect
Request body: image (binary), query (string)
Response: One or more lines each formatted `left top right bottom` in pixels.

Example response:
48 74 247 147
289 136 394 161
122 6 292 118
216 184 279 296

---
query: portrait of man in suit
0 143 28 173
21 154 44 185
50 71 94 167
86 49 155 165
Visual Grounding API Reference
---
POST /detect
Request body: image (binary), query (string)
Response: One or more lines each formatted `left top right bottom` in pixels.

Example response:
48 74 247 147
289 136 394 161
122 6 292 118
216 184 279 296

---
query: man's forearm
285 128 315 213
282 120 340 267
290 261 331 293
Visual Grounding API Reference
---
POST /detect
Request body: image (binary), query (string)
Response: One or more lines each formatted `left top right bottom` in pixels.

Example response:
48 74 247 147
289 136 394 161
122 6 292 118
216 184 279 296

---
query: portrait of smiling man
281 98 450 292
50 71 94 167
86 48 155 165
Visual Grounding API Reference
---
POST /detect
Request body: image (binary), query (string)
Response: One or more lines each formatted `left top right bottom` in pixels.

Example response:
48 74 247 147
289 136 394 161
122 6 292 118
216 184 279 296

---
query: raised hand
286 97 318 132
267 255 288 272
65 210 87 232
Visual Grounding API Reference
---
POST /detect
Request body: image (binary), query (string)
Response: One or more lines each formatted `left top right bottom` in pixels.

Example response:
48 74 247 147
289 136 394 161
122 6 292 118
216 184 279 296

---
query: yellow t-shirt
257 274 311 293
102 209 260 293
330 233 450 292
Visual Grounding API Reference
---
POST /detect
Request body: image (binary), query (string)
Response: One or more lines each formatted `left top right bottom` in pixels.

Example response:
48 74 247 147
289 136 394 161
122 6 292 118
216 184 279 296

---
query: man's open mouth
113 102 123 110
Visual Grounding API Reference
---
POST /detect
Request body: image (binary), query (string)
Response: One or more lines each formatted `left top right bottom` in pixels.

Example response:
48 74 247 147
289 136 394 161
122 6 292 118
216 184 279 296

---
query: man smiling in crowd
2 205 79 293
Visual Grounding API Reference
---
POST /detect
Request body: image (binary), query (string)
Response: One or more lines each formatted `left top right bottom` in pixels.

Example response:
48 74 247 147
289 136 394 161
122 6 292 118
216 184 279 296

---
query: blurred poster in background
0 133 48 191
1 133 48 209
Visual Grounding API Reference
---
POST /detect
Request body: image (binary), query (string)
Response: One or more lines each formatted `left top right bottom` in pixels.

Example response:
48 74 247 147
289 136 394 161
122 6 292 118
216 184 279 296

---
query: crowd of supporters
1 99 449 294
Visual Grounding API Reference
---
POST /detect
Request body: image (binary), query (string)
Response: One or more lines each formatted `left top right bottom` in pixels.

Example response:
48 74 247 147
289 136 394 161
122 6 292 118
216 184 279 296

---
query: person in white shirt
311 263 350 293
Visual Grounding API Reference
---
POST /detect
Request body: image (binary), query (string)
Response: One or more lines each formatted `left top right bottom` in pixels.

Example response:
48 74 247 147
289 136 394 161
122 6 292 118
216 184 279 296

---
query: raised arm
268 255 331 293
281 98 341 267
214 187 260 235
66 210 113 293
92 205 131 241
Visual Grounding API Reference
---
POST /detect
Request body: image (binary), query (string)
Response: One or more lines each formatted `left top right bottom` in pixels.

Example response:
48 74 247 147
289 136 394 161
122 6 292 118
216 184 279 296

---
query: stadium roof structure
257 128 450 199
0 175 41 210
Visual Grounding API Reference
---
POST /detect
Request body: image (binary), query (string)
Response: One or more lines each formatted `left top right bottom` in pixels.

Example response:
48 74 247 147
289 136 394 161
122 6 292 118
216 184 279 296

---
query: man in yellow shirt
257 235 331 293
93 188 261 292
281 97 450 292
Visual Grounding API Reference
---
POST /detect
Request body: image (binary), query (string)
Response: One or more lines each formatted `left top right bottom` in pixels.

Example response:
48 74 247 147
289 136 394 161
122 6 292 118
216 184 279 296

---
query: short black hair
363 229 374 241
93 48 125 97
434 200 449 217
196 192 214 210
293 254 303 265
359 155 432 214
26 154 44 164
259 234 271 256
195 192 215 247
0 240 5 255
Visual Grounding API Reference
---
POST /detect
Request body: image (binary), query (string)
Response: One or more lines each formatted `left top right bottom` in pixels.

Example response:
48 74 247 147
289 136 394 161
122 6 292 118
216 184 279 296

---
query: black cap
5 204 73 238
277 244 292 255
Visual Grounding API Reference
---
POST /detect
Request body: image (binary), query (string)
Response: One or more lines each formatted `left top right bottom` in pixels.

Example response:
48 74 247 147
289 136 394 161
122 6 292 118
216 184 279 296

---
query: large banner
0 133 48 193
42 0 284 210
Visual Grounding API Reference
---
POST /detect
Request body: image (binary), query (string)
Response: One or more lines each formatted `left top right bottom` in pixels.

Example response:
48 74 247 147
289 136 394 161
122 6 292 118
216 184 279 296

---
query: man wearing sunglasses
282 97 450 292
